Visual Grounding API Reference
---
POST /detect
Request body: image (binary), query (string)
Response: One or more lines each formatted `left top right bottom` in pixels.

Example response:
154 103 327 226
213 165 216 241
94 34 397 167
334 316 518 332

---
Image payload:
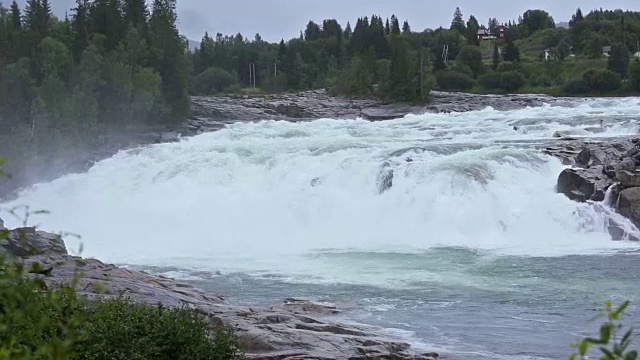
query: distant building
496 25 508 39
602 46 612 57
544 48 555 61
477 29 496 42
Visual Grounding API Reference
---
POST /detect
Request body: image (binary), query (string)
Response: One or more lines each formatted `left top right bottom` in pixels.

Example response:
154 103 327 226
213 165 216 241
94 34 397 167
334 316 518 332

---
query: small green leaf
625 350 638 360
580 340 590 355
600 347 615 359
611 301 630 320
600 324 612 343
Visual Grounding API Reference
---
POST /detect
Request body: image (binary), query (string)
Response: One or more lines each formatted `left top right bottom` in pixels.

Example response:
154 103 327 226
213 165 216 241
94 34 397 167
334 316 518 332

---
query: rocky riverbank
0 220 438 360
188 89 553 133
544 136 640 241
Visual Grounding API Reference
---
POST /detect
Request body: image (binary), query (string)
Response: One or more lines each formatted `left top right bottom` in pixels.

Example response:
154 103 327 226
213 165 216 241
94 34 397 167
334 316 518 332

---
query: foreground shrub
0 237 241 360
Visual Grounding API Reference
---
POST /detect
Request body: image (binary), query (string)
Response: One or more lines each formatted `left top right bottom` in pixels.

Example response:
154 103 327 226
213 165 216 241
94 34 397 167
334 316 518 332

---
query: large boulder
0 227 67 257
616 170 640 188
557 167 610 202
617 188 640 228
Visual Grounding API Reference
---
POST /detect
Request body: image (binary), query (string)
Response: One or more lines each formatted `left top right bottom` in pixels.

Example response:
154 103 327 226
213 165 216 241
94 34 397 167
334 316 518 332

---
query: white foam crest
2 97 640 286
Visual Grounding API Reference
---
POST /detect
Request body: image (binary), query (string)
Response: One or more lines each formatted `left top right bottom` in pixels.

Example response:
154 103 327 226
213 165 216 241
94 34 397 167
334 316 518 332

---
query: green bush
0 231 241 360
499 71 526 92
478 71 502 90
563 78 590 94
77 299 241 360
435 70 475 91
497 61 521 72
582 68 622 92
630 59 640 92
192 67 238 95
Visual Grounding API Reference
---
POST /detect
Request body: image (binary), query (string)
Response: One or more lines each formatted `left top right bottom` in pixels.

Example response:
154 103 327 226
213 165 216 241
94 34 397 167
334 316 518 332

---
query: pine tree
124 0 149 28
492 44 500 69
466 15 480 45
71 0 89 63
10 0 21 31
344 22 352 39
385 18 390 35
402 20 410 34
89 0 125 50
607 43 631 77
503 41 520 62
390 15 400 35
388 36 412 100
451 7 466 35
149 0 189 122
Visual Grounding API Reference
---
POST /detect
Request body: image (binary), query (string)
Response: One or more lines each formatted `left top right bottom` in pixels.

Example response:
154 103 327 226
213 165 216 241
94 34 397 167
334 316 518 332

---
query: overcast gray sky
46 0 640 42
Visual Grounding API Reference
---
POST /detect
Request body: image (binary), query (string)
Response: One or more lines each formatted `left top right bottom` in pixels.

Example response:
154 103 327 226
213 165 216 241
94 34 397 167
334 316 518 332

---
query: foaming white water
2 98 640 285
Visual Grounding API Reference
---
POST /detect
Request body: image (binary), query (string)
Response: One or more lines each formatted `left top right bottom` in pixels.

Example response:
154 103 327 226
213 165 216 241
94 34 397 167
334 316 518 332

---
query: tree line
189 7 640 98
0 0 189 192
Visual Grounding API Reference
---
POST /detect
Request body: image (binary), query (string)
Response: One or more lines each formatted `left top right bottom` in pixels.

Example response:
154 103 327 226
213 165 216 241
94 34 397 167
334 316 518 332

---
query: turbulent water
3 97 640 359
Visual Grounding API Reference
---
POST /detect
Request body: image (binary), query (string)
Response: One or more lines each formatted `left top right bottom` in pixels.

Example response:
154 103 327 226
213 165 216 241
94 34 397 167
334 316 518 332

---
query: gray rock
0 227 67 257
557 168 610 202
575 147 591 168
0 217 4 229
616 170 640 188
617 188 640 228
361 107 409 121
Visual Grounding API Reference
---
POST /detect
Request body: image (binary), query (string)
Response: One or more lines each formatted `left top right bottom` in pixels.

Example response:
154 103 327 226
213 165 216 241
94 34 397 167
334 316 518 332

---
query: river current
3 97 640 359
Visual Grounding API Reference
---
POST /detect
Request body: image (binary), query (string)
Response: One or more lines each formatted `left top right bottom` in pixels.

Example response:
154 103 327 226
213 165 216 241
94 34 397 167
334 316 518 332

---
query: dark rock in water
575 147 591 168
275 103 303 118
616 170 640 188
0 227 67 257
607 218 640 242
378 168 394 194
557 168 610 202
617 188 640 228
271 298 341 315
616 158 636 172
361 107 409 121
604 164 617 179
310 177 321 187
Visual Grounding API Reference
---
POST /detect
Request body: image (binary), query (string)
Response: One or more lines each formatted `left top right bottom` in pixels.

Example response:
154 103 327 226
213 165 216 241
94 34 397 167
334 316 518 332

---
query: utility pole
420 49 424 100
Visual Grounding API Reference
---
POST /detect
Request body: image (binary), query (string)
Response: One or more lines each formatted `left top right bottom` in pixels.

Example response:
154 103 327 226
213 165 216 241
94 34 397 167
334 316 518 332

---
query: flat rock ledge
188 89 553 134
544 136 640 241
0 223 437 360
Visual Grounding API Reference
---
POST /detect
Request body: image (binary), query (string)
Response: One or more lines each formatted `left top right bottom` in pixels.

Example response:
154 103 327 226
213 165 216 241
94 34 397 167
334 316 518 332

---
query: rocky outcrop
545 137 640 239
0 222 437 360
188 89 554 132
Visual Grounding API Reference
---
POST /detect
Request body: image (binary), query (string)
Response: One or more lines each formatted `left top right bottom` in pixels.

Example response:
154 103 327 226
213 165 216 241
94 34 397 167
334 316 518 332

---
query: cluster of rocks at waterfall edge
545 135 640 242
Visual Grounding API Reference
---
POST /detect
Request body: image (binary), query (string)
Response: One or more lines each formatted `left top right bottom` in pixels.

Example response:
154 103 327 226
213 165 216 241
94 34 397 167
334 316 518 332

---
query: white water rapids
3 97 640 289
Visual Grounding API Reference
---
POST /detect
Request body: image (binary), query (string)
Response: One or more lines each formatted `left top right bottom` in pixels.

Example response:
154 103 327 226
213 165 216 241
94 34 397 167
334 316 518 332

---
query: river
3 97 640 359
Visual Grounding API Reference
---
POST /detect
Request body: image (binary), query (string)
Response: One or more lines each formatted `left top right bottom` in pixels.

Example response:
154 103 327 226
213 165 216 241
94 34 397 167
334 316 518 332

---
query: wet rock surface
0 223 437 360
544 136 640 238
188 89 553 133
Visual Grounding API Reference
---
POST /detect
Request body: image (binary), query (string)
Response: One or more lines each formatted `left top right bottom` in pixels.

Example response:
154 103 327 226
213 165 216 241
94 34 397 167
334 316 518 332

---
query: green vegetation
0 226 241 360
570 301 637 360
0 0 189 195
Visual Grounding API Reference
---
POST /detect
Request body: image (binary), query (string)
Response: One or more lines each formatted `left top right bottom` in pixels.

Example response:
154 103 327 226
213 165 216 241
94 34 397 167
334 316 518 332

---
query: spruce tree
492 44 500 69
10 0 21 31
390 15 400 35
385 18 390 35
149 0 189 122
451 7 466 35
466 15 480 45
124 0 149 28
388 36 412 100
71 0 89 63
402 20 410 34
